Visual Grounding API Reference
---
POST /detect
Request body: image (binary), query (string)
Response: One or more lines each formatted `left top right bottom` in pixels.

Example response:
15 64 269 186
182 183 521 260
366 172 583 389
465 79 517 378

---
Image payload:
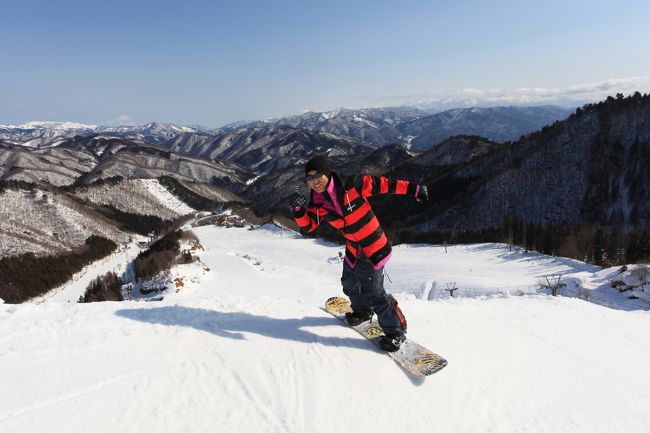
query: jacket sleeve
353 175 419 199
291 206 322 235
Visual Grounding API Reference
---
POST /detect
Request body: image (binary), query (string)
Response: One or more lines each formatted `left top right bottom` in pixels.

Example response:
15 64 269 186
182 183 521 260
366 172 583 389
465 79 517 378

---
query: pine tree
543 226 555 256
593 228 605 266
525 223 536 252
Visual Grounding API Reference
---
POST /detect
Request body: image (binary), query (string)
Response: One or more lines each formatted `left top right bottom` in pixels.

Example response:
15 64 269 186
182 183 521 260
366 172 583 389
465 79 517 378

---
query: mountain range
1 105 572 151
1 95 648 258
382 94 650 231
399 105 572 149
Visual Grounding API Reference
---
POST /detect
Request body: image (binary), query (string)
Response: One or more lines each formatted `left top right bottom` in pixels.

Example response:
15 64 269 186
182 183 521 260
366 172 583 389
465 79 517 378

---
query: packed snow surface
1 224 649 433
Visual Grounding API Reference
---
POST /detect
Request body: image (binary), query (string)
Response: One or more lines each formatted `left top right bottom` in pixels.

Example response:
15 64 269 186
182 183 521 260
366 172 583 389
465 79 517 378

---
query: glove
416 184 429 202
288 192 307 210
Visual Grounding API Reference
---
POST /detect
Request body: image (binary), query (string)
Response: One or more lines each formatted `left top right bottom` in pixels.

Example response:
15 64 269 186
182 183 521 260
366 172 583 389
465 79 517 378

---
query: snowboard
324 296 447 377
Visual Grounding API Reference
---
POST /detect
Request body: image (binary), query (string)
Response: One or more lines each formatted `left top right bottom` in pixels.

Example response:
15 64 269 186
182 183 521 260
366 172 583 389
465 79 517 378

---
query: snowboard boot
344 310 373 326
379 333 406 352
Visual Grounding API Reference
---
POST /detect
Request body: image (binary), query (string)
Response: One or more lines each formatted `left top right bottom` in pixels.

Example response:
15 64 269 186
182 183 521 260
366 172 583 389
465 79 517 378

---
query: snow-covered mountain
398 105 573 150
382 93 650 230
3 95 649 235
1 105 571 152
180 125 372 174
0 178 200 257
0 121 101 147
0 121 217 149
221 105 572 149
337 143 418 176
224 107 430 146
0 135 252 257
0 135 252 188
0 186 131 256
1 222 649 433
0 134 252 256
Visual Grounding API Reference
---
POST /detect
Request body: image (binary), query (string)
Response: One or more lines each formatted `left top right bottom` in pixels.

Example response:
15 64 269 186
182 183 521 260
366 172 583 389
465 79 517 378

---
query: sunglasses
306 171 325 181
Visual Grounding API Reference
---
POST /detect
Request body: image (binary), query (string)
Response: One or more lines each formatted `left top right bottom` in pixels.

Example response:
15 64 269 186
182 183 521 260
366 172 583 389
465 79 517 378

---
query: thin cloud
364 76 650 110
108 114 137 126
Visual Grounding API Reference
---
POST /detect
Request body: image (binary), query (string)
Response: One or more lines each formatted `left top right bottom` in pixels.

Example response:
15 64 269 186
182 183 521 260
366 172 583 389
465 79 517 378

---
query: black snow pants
340 254 407 337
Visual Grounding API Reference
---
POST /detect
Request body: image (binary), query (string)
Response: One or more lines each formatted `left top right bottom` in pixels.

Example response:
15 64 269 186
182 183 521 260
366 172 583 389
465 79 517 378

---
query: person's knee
360 272 385 295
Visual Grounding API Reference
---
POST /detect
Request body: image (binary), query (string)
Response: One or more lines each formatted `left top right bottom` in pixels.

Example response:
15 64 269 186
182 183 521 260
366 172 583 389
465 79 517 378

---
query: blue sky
1 0 649 127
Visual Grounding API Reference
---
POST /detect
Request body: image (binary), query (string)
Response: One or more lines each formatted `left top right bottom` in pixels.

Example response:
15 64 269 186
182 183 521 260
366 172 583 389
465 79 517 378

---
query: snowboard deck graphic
324 296 447 377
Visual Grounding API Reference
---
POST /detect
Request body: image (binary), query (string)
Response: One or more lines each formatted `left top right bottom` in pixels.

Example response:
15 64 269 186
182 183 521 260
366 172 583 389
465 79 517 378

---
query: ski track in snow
1 224 650 433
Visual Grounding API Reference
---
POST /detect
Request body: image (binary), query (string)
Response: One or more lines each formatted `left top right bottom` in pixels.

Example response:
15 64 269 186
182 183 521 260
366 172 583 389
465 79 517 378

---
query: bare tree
634 264 649 292
445 282 459 297
538 274 564 296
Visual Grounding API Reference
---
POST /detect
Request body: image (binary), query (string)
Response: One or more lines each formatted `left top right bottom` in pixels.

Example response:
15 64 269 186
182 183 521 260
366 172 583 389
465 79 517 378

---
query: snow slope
29 238 147 304
1 224 650 433
0 188 130 256
75 178 195 220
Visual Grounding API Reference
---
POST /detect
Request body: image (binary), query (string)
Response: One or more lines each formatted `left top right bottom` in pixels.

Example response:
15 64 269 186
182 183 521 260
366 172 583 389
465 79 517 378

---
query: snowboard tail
324 296 447 377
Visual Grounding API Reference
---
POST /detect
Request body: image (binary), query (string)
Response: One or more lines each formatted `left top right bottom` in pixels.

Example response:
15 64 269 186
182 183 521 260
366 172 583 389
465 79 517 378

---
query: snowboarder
288 154 429 351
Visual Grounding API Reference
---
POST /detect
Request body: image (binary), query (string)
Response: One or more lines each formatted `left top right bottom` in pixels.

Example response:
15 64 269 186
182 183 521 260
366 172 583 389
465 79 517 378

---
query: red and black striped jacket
292 172 419 269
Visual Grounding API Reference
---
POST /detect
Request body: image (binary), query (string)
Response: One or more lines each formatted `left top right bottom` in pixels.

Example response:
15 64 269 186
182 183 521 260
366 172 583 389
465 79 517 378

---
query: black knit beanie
304 154 332 177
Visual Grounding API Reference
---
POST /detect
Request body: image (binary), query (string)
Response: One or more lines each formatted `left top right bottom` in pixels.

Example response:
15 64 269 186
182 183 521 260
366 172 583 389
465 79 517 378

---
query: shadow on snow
115 306 376 351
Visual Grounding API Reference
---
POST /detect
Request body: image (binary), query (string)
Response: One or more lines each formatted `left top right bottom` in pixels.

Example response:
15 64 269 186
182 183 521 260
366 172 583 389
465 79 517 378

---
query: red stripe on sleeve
329 219 345 229
380 177 389 194
296 213 311 227
362 176 374 198
396 180 409 194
